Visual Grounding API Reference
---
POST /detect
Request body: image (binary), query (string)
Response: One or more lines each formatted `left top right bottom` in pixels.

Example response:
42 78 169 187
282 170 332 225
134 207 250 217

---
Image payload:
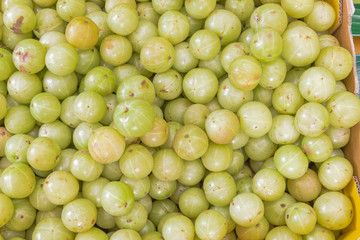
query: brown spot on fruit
303 144 312 156
107 43 114 49
19 66 29 73
280 204 286 208
141 80 149 88
11 16 24 34
185 134 189 138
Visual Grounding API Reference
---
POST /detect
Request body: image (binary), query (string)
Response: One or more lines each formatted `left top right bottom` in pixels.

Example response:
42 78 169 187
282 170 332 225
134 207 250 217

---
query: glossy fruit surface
282 26 320 67
173 124 209 161
313 192 353 230
61 198 97 232
326 91 360 129
43 171 79 205
101 181 135 217
315 46 353 81
230 193 264 227
0 163 35 199
140 37 175 73
3 3 36 34
45 42 78 76
88 126 126 164
107 3 138 36
250 3 288 34
66 17 99 50
273 145 308 179
285 202 317 235
237 101 272 138
100 35 133 66
27 136 61 171
113 98 155 138
12 39 46 74
229 56 262 91
0 48 15 80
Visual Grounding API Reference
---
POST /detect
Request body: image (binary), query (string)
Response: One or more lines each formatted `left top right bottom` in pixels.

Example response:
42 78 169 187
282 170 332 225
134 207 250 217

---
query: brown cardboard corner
335 0 360 178
354 36 360 54
334 0 359 96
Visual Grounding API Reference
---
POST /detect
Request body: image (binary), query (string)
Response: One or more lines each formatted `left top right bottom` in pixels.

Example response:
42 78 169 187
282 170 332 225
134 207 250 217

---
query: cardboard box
327 0 360 238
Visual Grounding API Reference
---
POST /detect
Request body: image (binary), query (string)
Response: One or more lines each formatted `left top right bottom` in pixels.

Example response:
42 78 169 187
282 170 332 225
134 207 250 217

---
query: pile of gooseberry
0 0 359 239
